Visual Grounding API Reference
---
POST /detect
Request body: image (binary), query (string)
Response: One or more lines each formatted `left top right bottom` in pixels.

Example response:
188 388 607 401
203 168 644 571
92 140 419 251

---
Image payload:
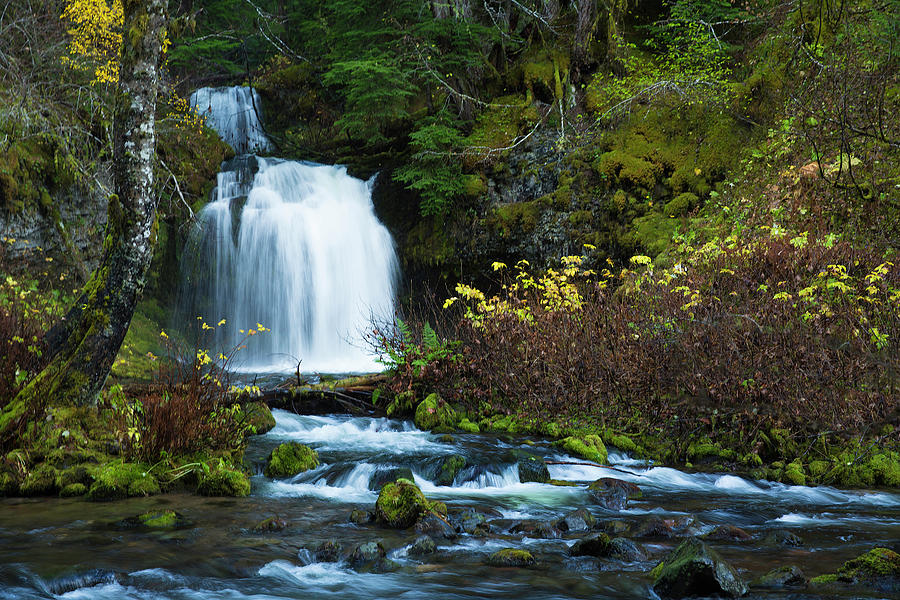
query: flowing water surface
2 409 899 599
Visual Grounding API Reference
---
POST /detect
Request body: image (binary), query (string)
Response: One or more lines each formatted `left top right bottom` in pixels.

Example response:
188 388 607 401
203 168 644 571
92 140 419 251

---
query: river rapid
2 409 898 599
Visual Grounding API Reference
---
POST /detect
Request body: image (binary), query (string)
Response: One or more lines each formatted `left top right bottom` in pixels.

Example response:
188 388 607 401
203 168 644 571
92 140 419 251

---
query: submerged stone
452 507 490 536
509 520 559 539
349 509 374 525
488 548 535 567
508 449 550 484
348 540 396 572
122 509 189 529
252 517 288 532
652 537 747 598
703 525 752 543
608 537 648 562
415 511 458 539
264 442 319 479
314 539 343 562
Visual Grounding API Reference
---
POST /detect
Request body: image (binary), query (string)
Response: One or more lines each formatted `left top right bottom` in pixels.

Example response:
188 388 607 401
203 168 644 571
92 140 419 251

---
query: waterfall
190 87 271 154
179 88 398 373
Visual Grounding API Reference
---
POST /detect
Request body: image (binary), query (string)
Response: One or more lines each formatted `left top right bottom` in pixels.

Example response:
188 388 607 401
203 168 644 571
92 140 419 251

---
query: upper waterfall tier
190 86 271 154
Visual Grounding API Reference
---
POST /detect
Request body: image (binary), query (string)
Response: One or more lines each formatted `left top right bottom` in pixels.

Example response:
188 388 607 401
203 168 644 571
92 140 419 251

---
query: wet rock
407 535 437 557
762 529 804 547
121 509 190 529
242 401 276 434
452 508 490 536
348 541 396 572
507 449 550 484
45 569 117 595
608 537 648 562
810 547 900 591
587 478 641 510
555 508 597 533
369 467 415 491
753 565 806 588
596 520 630 536
651 537 748 598
414 393 457 431
252 517 288 533
435 455 466 486
703 525 753 542
633 516 676 539
314 540 343 562
415 512 458 539
264 442 319 478
197 466 250 497
349 509 374 525
375 479 430 528
487 548 536 567
569 532 612 557
509 520 559 539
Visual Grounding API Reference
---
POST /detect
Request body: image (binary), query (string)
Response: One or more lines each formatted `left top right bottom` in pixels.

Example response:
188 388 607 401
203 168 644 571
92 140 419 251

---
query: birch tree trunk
0 0 168 439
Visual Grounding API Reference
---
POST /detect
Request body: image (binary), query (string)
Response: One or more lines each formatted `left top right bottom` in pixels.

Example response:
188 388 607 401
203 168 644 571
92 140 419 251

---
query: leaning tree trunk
0 0 168 439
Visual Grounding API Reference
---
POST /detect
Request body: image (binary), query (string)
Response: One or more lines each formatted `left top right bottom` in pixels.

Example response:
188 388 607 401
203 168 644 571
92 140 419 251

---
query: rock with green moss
88 462 159 501
348 540 396 573
606 433 638 453
243 401 276 435
541 421 562 438
56 464 94 490
507 449 550 484
652 537 747 598
369 467 415 491
123 509 188 529
20 464 59 496
59 483 87 497
569 532 612 557
753 565 806 588
253 517 288 532
555 508 596 533
197 466 250 497
264 443 319 478
810 547 900 590
457 418 480 433
557 435 608 464
435 455 466 486
375 479 431 528
488 548 535 567
414 394 457 431
782 461 806 486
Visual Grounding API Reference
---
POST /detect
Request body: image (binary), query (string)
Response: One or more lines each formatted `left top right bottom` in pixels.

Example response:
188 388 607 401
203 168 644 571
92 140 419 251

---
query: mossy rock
569 532 612 557
264 443 319 478
811 547 900 590
20 464 59 496
557 435 608 464
436 455 466 486
652 537 748 598
123 509 189 529
457 418 480 433
56 464 94 490
375 479 430 529
605 433 638 453
88 462 159 501
782 461 806 486
664 192 699 217
753 565 807 588
197 466 250 497
59 483 87 498
868 452 900 487
487 548 535 567
0 471 19 496
414 393 457 431
687 440 736 462
507 450 550 484
541 422 562 438
243 401 276 435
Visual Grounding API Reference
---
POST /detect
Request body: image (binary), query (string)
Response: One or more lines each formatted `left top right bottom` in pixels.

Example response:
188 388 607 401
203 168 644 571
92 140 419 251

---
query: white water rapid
180 87 398 372
190 86 271 154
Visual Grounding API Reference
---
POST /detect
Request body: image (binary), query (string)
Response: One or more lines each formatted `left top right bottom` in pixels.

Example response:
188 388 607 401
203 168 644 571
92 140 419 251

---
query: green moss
110 302 167 382
436 455 466 486
605 434 637 453
783 460 806 486
488 200 542 236
88 461 159 501
59 482 87 497
375 479 430 528
630 213 678 258
414 393 457 431
197 466 250 497
808 460 830 478
741 452 764 467
813 548 900 585
487 548 535 567
595 150 662 190
557 434 608 464
463 95 532 165
242 401 276 435
457 418 480 433
0 471 19 496
868 452 900 486
132 509 182 528
265 443 319 478
809 573 839 585
462 174 487 198
664 192 699 217
687 441 736 461
20 464 59 496
541 422 562 438
56 464 94 489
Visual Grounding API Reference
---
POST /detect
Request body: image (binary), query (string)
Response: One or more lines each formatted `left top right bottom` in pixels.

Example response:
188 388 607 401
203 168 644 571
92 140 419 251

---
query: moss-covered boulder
557 435 607 464
264 442 319 478
569 532 612 557
488 548 535 567
457 418 480 433
87 462 159 501
197 466 250 497
652 537 747 598
0 470 19 496
20 464 59 496
414 393 457 431
59 483 87 497
314 540 344 562
753 565 806 588
435 455 466 486
375 479 431 528
56 464 94 490
123 509 189 529
588 477 642 509
508 450 550 484
810 547 900 590
408 535 437 557
348 540 396 573
243 401 276 435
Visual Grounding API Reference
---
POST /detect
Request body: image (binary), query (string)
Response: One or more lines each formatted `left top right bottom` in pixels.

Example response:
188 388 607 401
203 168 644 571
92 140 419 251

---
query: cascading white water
180 87 398 372
190 86 271 154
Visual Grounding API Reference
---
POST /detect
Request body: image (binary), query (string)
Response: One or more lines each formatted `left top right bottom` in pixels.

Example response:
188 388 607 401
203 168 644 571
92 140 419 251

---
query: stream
2 409 898 599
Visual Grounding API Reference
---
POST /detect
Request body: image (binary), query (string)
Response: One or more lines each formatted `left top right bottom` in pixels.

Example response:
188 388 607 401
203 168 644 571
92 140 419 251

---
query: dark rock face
415 512 458 540
369 467 415 491
569 533 612 557
251 516 288 533
507 450 551 484
652 538 748 598
314 540 343 562
509 520 560 539
703 525 753 542
762 529 804 547
608 537 647 562
407 535 437 557
634 516 676 539
349 509 374 525
348 541 395 572
435 455 466 486
555 508 597 533
753 565 806 588
587 478 641 510
452 508 491 536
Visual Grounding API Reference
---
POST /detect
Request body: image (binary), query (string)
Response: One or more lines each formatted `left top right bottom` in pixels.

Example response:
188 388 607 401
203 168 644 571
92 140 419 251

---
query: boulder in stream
415 512 458 539
810 547 900 592
507 449 551 484
369 467 415 490
349 509 374 525
451 507 490 536
587 478 641 509
555 508 597 533
407 535 437 557
313 540 343 562
252 517 288 533
761 529 803 547
651 537 748 598
197 466 250 497
703 525 752 543
435 455 466 486
753 565 806 588
569 532 612 557
488 548 536 567
121 509 190 529
348 540 396 573
509 520 559 539
414 393 457 431
264 443 319 479
241 401 276 435
608 537 648 562
556 435 608 464
375 479 431 528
